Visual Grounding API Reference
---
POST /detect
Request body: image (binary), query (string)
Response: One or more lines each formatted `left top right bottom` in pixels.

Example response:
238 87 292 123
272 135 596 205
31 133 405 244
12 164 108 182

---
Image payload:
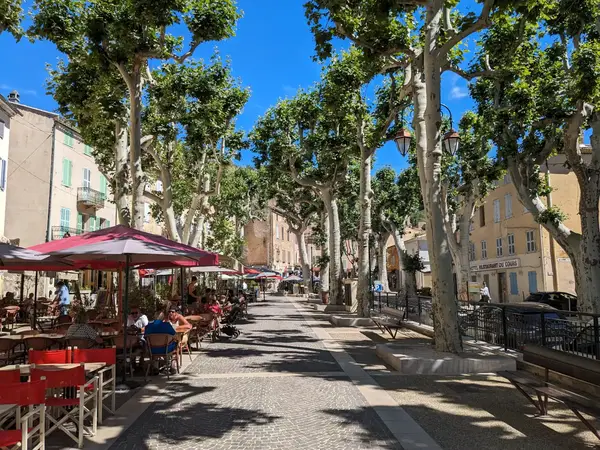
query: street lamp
440 104 460 156
394 108 412 156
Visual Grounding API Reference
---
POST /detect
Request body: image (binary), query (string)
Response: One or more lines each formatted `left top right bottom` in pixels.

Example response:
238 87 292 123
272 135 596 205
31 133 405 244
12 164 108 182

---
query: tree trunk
388 223 409 294
321 188 343 305
128 66 145 230
295 230 311 292
419 3 462 353
357 148 372 317
114 121 130 226
320 209 330 303
578 183 600 313
377 233 390 292
405 269 418 298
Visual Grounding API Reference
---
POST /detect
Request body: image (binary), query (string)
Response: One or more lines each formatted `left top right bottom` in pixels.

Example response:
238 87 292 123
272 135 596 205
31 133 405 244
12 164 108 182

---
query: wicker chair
145 333 179 380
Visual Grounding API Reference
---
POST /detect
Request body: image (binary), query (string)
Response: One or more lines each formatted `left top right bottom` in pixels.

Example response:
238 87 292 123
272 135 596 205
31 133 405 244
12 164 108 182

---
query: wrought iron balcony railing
77 187 105 209
51 226 84 241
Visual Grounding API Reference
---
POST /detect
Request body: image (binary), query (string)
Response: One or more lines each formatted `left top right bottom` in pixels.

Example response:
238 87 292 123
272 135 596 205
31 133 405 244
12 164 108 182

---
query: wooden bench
500 344 600 441
372 307 404 339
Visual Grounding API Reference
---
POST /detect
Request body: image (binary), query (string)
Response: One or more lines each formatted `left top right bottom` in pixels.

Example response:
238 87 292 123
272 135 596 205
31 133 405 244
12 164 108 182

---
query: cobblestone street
109 297 405 450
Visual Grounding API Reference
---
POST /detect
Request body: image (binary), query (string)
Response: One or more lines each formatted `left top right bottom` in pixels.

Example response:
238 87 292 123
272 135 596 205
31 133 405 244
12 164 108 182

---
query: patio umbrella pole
122 255 131 383
33 271 38 331
180 267 184 311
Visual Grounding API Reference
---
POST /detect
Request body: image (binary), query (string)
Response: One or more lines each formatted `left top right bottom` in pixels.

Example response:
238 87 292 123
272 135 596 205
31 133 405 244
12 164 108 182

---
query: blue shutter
509 272 518 295
0 158 6 191
77 213 83 232
528 271 538 294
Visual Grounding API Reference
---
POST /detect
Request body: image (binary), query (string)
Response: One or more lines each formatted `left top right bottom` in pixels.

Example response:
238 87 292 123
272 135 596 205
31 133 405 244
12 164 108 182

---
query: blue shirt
58 285 70 306
144 320 176 353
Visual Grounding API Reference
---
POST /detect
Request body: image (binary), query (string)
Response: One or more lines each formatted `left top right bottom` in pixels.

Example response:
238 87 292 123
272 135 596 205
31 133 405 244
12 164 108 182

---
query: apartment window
528 271 538 293
505 193 512 218
276 226 280 239
0 158 6 191
0 120 4 139
526 230 536 252
504 173 511 184
287 230 290 241
84 144 92 156
496 237 503 257
144 203 151 223
281 226 284 239
83 168 91 189
99 174 107 197
77 213 83 232
507 233 515 255
479 206 485 227
62 158 72 187
64 130 74 147
493 199 500 222
155 180 163 193
88 216 97 232
60 207 70 229
481 240 487 259
468 242 476 261
509 272 518 295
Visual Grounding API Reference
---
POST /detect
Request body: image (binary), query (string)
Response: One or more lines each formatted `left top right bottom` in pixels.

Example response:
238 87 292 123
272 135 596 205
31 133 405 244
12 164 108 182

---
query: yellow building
468 153 580 303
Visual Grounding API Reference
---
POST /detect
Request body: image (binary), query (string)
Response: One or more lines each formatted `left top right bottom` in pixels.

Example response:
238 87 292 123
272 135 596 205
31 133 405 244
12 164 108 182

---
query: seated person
144 316 178 373
165 307 191 330
208 297 223 316
127 307 149 331
66 309 103 346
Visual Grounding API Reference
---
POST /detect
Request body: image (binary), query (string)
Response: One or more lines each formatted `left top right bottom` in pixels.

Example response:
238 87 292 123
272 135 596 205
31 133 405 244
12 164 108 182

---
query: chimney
7 90 20 104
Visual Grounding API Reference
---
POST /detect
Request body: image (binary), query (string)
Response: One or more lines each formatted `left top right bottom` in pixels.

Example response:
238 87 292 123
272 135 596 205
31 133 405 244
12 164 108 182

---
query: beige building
386 229 432 292
0 95 19 238
468 157 580 303
5 92 116 247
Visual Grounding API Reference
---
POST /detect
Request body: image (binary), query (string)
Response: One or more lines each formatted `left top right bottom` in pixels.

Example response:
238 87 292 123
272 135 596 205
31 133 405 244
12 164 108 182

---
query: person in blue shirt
55 281 71 316
144 314 178 374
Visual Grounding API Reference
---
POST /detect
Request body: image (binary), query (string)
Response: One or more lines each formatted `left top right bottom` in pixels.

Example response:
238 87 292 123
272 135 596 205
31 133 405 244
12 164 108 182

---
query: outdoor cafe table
0 362 106 376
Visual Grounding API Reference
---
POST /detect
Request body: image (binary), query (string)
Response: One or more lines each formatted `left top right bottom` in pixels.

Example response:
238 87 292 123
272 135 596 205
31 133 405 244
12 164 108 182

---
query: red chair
28 348 72 365
0 369 21 384
30 365 97 448
0 380 46 450
72 347 116 424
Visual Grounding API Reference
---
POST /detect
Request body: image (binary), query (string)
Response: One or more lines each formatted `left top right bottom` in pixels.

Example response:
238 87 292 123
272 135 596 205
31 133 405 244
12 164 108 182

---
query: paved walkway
107 296 599 450
109 296 426 450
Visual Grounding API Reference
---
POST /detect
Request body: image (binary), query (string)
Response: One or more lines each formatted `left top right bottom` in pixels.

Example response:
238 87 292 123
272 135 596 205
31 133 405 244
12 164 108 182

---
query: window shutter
528 271 538 293
0 120 4 139
100 175 107 196
68 160 73 187
509 272 518 295
0 158 6 191
105 219 110 228
77 213 83 232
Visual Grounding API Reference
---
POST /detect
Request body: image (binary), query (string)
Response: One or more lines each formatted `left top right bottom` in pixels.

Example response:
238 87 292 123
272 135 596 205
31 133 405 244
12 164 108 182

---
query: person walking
479 282 491 303
55 281 71 316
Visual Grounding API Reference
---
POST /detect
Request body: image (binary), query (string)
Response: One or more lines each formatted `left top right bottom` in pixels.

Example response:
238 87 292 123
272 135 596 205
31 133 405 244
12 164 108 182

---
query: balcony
77 187 105 209
51 226 84 241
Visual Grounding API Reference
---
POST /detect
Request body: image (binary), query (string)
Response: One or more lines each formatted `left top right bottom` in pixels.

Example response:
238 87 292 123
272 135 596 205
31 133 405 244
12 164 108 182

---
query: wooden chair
145 334 179 381
31 366 97 449
23 337 54 351
179 330 193 365
0 380 46 450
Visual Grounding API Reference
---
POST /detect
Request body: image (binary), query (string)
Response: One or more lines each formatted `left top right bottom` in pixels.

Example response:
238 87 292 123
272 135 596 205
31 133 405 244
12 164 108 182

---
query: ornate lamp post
440 104 460 156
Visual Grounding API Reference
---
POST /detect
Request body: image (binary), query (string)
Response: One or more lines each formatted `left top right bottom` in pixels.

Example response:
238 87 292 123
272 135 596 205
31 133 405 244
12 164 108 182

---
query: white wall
0 109 10 237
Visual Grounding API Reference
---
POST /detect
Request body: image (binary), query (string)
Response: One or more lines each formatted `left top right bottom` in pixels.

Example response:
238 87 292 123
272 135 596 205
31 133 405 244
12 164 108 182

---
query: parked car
525 291 577 311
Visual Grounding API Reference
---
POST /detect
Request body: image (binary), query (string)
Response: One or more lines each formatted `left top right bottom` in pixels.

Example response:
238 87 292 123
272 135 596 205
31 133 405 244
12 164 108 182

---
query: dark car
525 291 577 311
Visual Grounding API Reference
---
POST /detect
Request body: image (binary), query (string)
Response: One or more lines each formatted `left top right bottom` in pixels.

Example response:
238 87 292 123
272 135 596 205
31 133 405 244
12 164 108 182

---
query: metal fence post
502 306 508 352
594 316 600 360
540 312 547 347
405 291 409 320
418 296 422 325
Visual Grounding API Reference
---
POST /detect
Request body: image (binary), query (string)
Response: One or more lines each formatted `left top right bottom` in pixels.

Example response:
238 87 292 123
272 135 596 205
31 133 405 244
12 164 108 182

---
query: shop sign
470 259 520 272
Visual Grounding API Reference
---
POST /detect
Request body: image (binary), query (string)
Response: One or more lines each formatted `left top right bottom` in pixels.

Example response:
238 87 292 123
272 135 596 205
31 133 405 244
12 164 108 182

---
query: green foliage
0 0 24 39
536 206 568 226
337 161 360 242
401 251 424 274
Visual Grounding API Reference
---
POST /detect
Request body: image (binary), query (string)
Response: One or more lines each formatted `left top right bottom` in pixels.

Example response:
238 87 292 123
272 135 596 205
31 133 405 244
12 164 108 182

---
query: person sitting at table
127 307 149 331
145 315 178 374
66 308 103 346
165 307 191 330
208 296 223 317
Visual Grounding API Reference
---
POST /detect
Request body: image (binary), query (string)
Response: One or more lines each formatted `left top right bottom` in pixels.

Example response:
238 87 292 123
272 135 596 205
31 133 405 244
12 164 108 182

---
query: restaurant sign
470 258 520 272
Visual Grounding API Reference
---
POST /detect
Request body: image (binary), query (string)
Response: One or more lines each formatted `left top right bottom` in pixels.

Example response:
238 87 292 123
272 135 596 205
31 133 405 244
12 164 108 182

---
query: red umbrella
244 268 260 274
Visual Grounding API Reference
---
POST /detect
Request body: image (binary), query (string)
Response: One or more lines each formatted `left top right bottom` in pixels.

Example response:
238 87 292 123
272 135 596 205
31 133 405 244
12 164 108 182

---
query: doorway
497 272 507 303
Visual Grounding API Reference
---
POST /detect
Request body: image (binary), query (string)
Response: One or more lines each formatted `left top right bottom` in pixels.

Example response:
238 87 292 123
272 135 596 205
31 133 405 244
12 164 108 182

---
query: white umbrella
190 266 237 273
283 275 303 282
0 243 73 268
255 271 282 279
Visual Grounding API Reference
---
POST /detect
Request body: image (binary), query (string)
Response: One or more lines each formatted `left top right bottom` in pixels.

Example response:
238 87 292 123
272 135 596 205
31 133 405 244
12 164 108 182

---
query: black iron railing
370 292 600 360
77 187 105 209
51 226 84 240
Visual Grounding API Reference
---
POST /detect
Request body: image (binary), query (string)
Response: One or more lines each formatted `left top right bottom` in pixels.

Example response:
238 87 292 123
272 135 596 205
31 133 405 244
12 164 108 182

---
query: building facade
0 95 19 238
386 230 432 292
5 93 116 247
467 158 580 303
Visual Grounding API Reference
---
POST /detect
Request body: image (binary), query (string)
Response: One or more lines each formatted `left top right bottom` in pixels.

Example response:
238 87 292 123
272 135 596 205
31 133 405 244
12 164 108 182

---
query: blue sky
0 0 478 173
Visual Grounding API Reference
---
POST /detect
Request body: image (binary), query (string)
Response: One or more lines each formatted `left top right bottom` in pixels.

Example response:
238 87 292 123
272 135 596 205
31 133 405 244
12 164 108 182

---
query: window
493 199 500 222
509 272 518 295
287 251 291 263
528 271 538 293
103 219 110 229
281 226 284 239
144 203 151 223
496 237 503 257
60 207 70 229
64 130 74 147
0 158 6 191
287 230 290 241
526 230 536 252
84 144 92 156
479 206 485 227
155 180 163 193
276 226 280 239
481 240 487 259
0 120 4 139
505 193 512 218
507 234 515 255
88 216 97 232
62 158 72 187
504 173 512 184
468 242 476 261
99 174 107 197
82 168 91 189
77 213 83 232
